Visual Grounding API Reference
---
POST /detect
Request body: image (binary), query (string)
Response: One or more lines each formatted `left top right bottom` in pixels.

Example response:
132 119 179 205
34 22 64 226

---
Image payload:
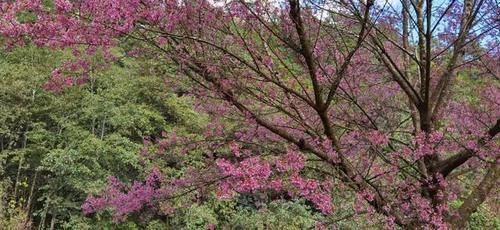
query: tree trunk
450 163 499 229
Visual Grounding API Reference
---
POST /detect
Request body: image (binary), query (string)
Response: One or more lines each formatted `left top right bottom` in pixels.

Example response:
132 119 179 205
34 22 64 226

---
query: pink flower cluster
290 174 333 214
366 130 389 146
413 131 445 158
228 141 241 157
81 168 164 222
54 0 73 13
215 157 272 198
393 181 449 229
43 68 89 93
275 149 305 172
215 150 333 215
316 138 340 163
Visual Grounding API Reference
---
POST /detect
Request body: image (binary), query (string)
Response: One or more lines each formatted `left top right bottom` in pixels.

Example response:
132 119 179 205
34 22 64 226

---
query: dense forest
0 0 498 229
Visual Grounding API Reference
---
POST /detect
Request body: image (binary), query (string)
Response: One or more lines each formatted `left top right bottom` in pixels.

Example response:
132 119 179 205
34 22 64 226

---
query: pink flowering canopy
2 0 498 228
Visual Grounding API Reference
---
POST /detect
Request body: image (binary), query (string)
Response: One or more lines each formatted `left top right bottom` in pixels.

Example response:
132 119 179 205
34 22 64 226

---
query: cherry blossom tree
1 0 498 228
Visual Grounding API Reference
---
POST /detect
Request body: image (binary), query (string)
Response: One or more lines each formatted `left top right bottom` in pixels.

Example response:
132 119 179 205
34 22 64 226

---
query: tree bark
450 163 499 229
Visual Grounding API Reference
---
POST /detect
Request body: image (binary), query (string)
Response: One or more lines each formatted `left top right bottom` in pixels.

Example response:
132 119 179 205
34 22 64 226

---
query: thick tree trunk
450 163 499 229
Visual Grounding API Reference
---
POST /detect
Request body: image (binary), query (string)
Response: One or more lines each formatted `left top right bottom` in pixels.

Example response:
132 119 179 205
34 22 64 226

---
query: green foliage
0 46 206 229
145 220 169 230
61 216 141 230
450 200 500 230
227 200 319 230
0 206 31 229
164 199 320 230
180 204 219 230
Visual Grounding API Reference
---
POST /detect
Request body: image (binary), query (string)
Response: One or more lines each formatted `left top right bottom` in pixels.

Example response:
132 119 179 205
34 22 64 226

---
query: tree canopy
0 0 498 229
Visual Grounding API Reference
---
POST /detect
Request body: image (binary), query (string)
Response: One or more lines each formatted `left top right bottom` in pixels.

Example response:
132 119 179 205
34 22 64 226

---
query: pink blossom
54 0 73 13
366 130 389 145
275 149 305 172
228 141 241 157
